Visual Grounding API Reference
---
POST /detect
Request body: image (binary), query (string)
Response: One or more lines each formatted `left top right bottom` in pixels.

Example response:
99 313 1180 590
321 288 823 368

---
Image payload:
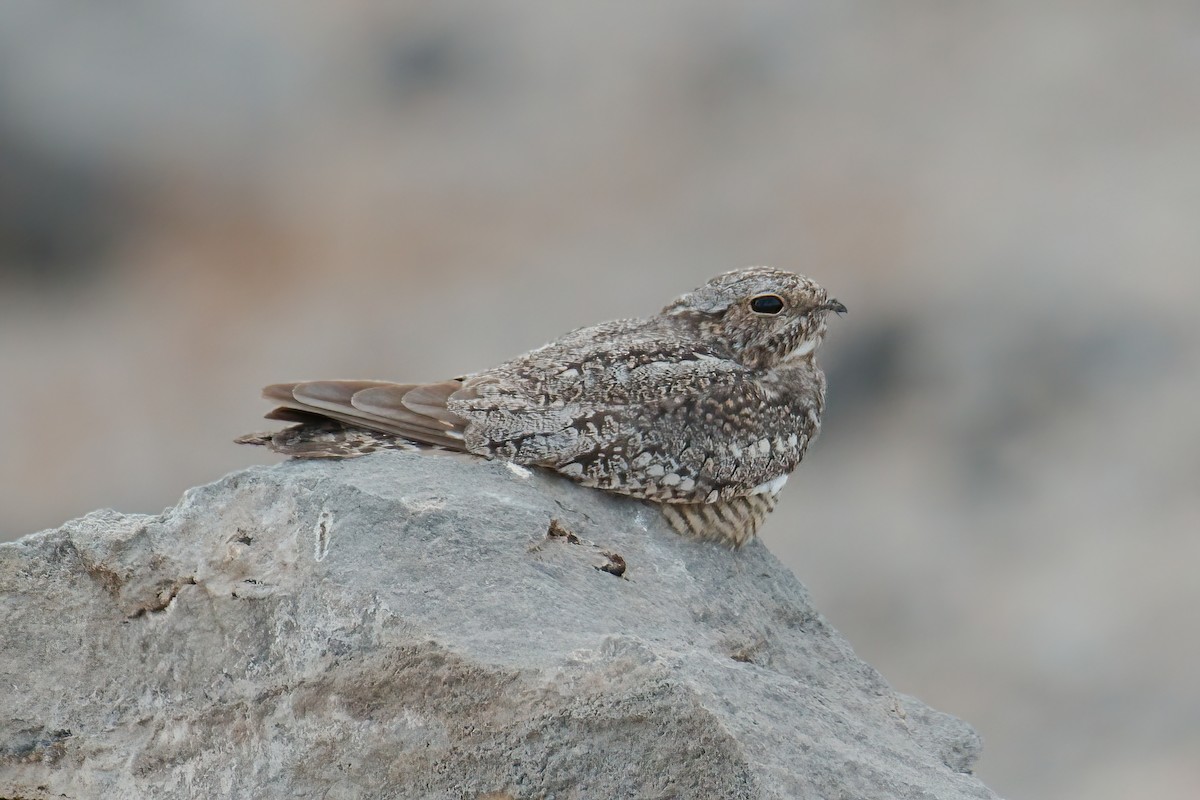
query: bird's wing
451 359 801 548
259 379 469 451
449 339 805 496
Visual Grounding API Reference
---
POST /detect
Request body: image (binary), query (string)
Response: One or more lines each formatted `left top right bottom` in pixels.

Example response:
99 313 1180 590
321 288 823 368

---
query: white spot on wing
506 462 532 479
750 474 788 496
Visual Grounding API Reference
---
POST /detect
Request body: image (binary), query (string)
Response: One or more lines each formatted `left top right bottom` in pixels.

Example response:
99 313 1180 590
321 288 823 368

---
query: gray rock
0 451 997 799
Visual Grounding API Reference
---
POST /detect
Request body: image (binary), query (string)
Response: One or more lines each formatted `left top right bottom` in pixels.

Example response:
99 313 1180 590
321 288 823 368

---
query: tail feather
235 421 417 459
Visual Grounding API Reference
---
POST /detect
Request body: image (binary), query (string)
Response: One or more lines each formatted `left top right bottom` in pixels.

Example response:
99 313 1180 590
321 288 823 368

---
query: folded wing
261 380 469 451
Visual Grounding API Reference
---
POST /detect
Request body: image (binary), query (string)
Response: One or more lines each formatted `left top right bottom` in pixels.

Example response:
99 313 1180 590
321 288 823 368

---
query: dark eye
749 294 785 315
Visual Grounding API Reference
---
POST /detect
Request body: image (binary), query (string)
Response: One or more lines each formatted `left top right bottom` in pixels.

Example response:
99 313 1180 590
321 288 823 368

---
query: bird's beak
823 299 847 315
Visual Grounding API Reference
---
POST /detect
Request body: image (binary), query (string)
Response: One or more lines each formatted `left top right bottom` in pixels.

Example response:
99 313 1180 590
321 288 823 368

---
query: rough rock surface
0 451 997 799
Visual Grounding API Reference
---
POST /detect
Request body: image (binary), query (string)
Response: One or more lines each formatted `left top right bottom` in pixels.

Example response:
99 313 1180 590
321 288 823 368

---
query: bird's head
663 266 846 369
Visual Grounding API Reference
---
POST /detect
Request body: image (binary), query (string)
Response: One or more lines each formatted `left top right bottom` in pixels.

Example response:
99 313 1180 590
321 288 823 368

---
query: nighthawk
239 267 845 547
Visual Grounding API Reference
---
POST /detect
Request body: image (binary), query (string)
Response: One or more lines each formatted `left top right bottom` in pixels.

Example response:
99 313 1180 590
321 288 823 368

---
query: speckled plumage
238 267 845 547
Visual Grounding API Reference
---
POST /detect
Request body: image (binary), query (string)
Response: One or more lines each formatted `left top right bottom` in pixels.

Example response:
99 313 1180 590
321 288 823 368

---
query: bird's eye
749 294 785 315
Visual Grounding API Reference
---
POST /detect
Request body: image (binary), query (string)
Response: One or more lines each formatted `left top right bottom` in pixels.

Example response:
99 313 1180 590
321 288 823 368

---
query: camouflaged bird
238 267 845 547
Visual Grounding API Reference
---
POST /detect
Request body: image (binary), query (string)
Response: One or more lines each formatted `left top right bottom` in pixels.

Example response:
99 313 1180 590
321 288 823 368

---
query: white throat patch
786 338 819 361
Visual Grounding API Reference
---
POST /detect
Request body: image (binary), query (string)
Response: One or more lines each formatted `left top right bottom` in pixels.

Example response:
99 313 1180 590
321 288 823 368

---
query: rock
0 451 997 799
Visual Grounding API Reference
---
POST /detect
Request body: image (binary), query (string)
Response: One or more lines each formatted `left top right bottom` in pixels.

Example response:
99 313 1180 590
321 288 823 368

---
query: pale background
2 3 1197 798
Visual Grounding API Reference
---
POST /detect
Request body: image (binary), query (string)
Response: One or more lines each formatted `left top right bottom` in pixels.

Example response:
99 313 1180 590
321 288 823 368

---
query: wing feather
401 380 468 426
261 380 467 451
351 385 464 437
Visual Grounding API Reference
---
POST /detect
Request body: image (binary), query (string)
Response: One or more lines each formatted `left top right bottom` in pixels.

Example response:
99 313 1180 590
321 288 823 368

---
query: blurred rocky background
0 2 1196 798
